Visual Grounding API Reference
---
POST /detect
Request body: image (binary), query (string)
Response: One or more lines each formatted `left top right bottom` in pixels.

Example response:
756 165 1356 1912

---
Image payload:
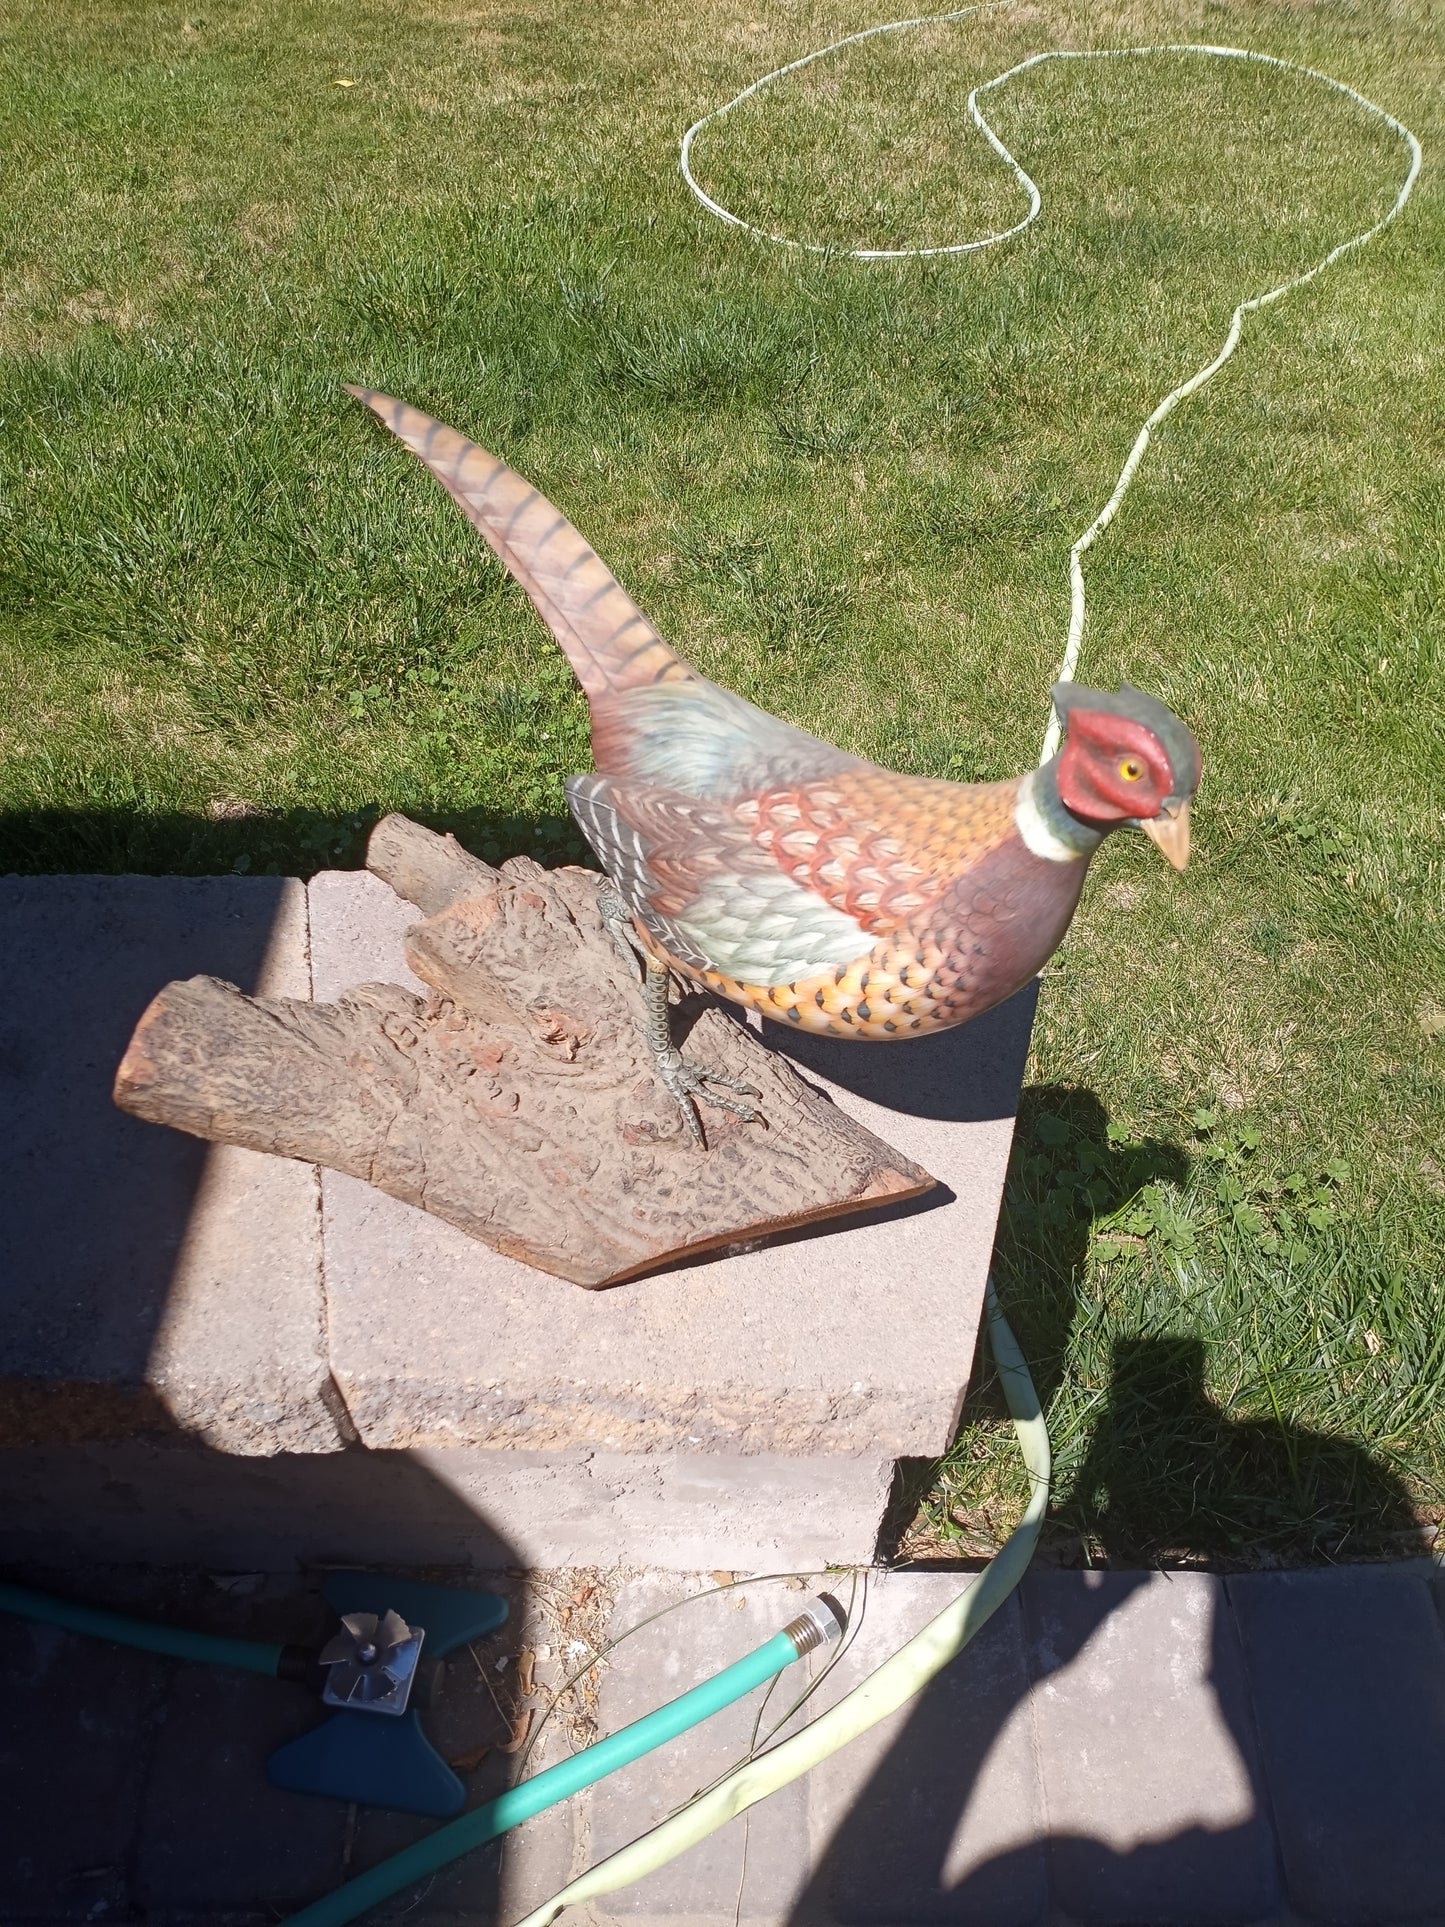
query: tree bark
114 816 936 1288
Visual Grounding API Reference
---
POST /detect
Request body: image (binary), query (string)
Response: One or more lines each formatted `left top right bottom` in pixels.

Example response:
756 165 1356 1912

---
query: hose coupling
783 1594 847 1656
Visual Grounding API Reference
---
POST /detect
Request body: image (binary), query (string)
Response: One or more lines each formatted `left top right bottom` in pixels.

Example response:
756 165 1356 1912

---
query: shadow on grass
806 1093 1422 1923
794 1336 1424 1925
0 804 588 879
884 1084 1420 1567
1062 1334 1420 1566
879 1085 1189 1559
994 1084 1192 1406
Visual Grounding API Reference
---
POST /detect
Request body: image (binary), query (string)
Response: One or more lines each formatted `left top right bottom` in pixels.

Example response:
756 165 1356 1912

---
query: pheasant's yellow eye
1118 758 1143 782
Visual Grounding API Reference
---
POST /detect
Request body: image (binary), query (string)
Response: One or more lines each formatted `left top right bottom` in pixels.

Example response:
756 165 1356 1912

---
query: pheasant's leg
597 879 647 975
643 956 761 1147
597 879 761 1144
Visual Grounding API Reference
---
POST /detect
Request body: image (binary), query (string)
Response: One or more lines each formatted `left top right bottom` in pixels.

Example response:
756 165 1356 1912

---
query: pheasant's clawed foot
654 1052 762 1148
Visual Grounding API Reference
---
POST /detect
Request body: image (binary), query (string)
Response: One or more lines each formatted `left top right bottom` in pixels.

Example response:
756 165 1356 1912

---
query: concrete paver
0 875 335 1462
136 1666 349 1915
4 1563 1445 1924
320 1169 897 1568
309 868 1031 1568
1229 1565 1445 1925
0 1436 532 1571
311 870 1030 1463
7 873 1445 1923
792 1572 1046 1926
586 1575 813 1926
4 868 1023 1574
1023 1570 1280 1925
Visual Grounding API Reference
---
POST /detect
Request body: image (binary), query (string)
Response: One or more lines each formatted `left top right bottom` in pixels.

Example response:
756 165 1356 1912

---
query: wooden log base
113 816 937 1288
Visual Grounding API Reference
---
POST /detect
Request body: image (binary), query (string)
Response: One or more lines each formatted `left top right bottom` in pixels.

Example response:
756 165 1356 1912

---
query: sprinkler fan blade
319 1609 419 1705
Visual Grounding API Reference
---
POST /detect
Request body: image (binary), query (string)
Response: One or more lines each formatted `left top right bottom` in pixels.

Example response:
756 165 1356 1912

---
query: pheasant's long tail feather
347 388 693 702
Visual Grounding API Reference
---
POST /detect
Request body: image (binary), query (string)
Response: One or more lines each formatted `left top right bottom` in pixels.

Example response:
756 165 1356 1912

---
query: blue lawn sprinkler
1 1563 847 1927
266 1569 509 1816
0 1567 507 1818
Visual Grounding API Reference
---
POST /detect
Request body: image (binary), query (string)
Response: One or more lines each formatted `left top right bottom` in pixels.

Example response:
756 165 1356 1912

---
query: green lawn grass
3 0 1441 1562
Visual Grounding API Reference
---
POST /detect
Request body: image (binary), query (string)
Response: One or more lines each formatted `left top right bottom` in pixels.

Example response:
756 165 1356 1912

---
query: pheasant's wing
590 675 866 802
567 776 871 987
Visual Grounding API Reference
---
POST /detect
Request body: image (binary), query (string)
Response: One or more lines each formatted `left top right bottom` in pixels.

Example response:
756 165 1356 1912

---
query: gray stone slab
409 1447 893 1572
1229 1566 1445 1925
310 862 424 997
791 1572 1045 1927
0 876 337 1456
1024 1570 1279 1926
0 1439 886 1572
0 1617 168 1920
309 870 1032 1463
142 1142 334 1455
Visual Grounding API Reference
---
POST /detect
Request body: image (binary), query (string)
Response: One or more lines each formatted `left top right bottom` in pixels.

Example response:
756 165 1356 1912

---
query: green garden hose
253 1284 1045 1927
6 29 1420 1927
0 1579 289 1677
278 1598 845 1927
0 1288 1044 1927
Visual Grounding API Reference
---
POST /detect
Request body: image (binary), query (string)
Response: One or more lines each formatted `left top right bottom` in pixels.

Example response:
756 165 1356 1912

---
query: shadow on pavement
0 867 529 1924
793 1330 1421 1925
772 981 1039 1126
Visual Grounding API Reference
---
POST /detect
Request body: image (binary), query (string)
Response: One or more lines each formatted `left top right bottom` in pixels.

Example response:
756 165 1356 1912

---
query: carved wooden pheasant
350 391 1201 1140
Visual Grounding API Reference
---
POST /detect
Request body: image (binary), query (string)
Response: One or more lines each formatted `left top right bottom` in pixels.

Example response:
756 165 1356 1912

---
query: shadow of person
790 1342 1420 1924
1064 1334 1420 1566
989 1090 1191 1413
785 1561 1154 1927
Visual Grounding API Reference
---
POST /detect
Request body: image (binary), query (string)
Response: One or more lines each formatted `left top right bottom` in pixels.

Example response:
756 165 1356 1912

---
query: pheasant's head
1052 682 1202 869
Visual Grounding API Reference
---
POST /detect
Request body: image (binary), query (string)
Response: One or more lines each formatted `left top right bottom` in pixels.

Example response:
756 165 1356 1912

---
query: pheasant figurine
350 391 1201 1141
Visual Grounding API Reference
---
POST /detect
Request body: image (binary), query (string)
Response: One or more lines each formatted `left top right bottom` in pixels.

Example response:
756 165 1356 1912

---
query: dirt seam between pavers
304 876 363 1451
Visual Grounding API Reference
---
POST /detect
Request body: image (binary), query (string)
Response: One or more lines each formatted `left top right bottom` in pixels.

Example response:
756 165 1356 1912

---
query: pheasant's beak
1140 800 1191 870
